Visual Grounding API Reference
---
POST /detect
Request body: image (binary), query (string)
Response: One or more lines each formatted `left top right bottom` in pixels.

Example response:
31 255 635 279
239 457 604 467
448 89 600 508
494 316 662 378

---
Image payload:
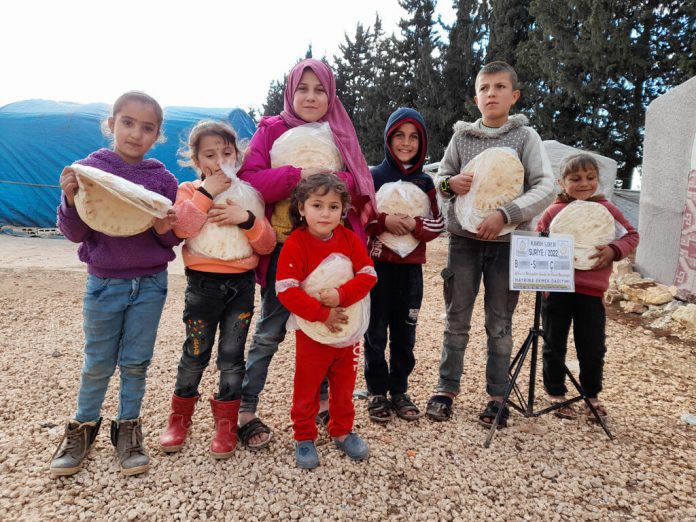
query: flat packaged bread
549 200 616 270
290 254 370 348
72 164 171 237
376 180 431 258
186 164 265 261
270 122 344 171
454 147 523 235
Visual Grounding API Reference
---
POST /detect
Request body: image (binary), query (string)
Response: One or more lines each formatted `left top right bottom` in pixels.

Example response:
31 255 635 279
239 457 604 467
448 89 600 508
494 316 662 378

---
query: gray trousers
437 234 519 397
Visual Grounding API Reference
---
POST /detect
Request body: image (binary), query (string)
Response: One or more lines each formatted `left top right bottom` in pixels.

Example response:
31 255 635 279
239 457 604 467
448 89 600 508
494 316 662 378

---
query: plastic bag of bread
376 180 431 257
186 163 265 261
549 200 616 270
287 253 370 348
270 122 344 171
72 164 172 237
454 147 523 235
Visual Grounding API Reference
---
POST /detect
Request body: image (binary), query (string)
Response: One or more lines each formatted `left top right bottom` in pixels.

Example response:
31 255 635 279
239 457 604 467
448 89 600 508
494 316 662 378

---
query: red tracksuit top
276 225 377 326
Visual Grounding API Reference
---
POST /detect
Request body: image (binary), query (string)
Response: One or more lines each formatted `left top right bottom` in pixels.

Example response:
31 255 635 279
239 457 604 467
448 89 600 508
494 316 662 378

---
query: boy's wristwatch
440 176 452 194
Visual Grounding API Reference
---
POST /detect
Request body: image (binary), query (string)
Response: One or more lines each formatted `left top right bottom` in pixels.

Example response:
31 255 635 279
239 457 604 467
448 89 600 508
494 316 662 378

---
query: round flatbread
376 180 431 258
454 147 523 235
549 200 616 270
295 254 369 347
72 164 171 237
270 122 344 171
186 172 265 261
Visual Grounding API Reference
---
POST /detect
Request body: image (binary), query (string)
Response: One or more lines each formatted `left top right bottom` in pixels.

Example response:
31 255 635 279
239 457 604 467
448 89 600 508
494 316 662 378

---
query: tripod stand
483 291 614 447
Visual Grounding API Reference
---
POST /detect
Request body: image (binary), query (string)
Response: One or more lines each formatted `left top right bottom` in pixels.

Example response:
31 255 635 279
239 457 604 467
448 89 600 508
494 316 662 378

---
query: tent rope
0 179 61 188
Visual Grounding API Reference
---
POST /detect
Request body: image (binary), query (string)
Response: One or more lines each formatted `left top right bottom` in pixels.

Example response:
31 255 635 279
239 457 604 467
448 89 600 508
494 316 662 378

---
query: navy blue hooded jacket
366 108 444 264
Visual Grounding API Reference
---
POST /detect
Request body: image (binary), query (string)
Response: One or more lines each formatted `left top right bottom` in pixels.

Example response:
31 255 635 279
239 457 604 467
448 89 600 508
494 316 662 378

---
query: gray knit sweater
436 114 554 241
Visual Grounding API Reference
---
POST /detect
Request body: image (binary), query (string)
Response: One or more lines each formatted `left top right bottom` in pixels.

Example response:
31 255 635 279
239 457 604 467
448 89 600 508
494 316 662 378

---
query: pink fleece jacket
238 115 363 287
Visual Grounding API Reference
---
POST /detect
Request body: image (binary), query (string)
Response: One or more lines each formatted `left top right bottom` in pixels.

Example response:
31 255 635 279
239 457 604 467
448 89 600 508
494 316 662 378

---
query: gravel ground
0 235 694 521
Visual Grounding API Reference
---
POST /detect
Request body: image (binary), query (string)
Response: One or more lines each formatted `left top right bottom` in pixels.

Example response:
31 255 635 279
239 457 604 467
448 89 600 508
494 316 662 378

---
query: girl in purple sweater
50 91 179 477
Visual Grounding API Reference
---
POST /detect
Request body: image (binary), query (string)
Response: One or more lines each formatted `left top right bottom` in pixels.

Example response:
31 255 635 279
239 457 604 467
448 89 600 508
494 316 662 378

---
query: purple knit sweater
56 149 180 278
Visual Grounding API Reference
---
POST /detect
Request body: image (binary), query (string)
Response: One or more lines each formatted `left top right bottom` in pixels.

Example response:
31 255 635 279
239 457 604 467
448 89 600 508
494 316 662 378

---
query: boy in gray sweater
427 61 554 428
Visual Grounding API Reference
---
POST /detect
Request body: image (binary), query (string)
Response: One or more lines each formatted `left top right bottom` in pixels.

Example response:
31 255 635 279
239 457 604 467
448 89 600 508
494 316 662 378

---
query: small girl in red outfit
276 173 377 469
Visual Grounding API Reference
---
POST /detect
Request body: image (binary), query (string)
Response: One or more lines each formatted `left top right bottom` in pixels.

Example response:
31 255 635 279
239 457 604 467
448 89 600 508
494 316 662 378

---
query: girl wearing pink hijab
236 59 376 449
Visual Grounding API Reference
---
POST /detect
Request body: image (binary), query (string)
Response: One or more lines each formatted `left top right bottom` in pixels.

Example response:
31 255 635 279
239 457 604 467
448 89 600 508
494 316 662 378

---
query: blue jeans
437 235 519 397
174 270 255 401
240 244 328 413
75 271 168 422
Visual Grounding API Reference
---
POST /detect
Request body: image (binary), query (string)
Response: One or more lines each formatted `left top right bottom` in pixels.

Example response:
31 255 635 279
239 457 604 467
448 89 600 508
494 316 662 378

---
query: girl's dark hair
177 120 243 178
101 90 166 143
289 173 351 230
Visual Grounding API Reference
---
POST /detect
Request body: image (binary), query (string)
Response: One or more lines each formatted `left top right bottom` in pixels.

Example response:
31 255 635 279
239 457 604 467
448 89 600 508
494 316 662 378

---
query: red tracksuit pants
291 330 360 441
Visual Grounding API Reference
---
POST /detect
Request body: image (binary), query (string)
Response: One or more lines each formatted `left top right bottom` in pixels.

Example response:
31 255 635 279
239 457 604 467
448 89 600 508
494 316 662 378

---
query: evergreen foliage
260 1 694 179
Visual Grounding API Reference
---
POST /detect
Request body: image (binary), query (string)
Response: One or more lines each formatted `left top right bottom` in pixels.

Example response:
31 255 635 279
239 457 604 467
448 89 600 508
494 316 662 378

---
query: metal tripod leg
484 291 613 447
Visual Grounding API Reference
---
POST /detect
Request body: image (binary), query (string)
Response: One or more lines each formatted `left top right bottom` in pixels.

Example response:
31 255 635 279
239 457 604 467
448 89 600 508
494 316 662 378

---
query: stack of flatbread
270 122 344 171
72 164 172 237
292 254 370 348
454 147 524 235
186 164 265 261
376 180 431 257
549 200 616 270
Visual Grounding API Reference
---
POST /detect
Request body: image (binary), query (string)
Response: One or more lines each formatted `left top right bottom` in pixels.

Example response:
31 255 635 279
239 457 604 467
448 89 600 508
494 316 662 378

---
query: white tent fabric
542 140 617 200
636 75 696 295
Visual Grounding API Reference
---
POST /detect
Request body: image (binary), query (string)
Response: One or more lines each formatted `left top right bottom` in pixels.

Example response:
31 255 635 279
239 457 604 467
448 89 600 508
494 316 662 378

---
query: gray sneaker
110 418 150 476
334 433 369 461
49 418 102 477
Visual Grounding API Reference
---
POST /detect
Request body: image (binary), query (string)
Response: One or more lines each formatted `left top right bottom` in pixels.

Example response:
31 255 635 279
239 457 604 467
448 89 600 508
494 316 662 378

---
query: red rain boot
159 394 199 452
209 397 240 458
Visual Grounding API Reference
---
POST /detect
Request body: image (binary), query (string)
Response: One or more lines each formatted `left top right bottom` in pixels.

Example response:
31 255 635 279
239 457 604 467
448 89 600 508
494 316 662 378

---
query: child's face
108 100 160 165
389 122 420 164
300 189 343 239
293 70 329 123
474 72 520 127
560 168 599 200
194 135 237 176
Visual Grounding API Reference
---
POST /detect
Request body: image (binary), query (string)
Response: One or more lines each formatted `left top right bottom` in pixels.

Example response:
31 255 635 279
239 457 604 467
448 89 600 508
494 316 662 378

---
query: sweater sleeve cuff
191 190 215 212
608 244 621 260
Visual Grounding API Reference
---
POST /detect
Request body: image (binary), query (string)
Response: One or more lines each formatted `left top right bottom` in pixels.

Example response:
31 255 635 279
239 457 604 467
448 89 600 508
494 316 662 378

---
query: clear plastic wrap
286 253 370 348
549 200 616 270
186 163 265 261
375 180 431 258
453 147 523 235
270 122 344 171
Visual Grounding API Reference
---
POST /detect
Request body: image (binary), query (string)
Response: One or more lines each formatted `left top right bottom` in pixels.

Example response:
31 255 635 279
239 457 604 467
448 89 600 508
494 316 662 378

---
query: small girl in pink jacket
536 152 638 421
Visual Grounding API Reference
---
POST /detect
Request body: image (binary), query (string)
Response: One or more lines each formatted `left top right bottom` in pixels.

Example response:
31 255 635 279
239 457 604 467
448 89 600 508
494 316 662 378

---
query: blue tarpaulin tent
0 100 257 228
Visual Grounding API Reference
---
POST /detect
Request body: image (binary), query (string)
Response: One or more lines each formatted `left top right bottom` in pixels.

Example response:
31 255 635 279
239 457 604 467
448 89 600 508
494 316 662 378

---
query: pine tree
487 0 532 67
519 0 695 185
395 0 445 162
441 0 489 136
262 78 285 117
354 16 402 165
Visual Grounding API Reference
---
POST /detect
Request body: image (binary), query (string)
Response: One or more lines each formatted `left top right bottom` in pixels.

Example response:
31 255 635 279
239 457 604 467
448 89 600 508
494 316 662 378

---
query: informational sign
509 231 575 292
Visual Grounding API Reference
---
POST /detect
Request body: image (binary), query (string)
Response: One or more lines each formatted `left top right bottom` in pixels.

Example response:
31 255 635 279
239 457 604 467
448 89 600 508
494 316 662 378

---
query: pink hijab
280 58 376 227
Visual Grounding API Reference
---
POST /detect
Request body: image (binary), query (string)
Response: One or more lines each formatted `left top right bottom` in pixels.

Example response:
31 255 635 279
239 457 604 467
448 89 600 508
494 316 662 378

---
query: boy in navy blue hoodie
364 108 444 422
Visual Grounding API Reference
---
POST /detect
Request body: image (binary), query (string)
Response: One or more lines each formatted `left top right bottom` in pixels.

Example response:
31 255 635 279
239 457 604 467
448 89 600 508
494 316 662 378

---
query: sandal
478 400 509 429
390 393 421 421
549 399 578 420
367 395 391 423
315 409 330 428
586 402 608 423
425 395 453 422
237 418 272 449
